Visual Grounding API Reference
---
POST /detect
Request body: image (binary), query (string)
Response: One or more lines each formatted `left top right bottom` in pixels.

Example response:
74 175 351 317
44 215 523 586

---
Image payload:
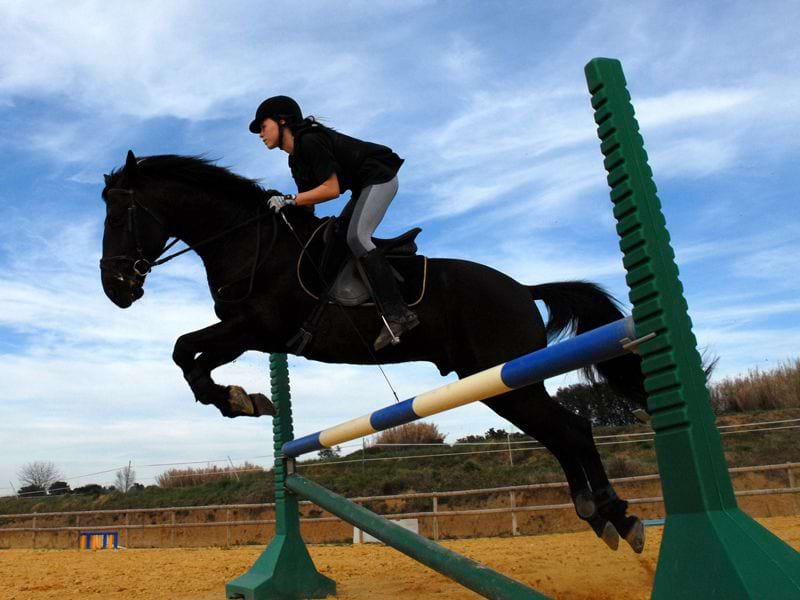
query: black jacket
289 124 404 196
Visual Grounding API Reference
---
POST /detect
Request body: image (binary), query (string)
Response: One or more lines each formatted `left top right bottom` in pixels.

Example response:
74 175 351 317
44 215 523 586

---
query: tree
115 464 136 493
318 446 341 460
48 481 71 495
554 381 639 426
18 484 46 498
17 461 62 490
73 484 105 496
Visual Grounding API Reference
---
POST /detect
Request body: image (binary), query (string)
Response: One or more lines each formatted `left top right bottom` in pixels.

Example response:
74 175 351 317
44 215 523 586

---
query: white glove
267 194 296 213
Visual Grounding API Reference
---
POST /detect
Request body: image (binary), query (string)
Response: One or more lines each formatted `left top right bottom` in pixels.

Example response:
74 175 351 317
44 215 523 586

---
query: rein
100 187 278 303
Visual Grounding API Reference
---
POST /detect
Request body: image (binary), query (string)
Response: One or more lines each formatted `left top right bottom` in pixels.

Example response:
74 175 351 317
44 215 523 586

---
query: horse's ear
125 150 138 183
103 173 111 186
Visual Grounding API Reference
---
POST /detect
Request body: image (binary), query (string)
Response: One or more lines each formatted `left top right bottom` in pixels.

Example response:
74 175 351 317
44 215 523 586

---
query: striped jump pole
283 316 638 458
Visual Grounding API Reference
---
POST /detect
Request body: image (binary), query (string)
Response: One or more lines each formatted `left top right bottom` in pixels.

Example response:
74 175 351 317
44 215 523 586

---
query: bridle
99 187 279 303
99 188 176 281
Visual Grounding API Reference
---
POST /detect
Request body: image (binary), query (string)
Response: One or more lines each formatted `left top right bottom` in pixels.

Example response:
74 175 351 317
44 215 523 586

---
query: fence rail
1 461 798 548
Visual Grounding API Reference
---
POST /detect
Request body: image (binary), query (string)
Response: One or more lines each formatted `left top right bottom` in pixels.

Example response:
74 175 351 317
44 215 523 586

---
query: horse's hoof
624 518 645 553
226 386 274 417
600 521 620 551
249 393 276 417
227 386 252 415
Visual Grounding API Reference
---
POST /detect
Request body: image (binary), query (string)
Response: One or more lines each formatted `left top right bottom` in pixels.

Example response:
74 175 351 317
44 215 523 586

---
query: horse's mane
105 155 268 208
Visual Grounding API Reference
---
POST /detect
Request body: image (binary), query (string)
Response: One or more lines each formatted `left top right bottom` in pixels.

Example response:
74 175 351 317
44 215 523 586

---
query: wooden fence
1 462 797 549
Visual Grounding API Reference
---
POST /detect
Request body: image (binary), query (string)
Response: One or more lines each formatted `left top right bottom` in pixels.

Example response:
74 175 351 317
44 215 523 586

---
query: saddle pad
296 222 427 307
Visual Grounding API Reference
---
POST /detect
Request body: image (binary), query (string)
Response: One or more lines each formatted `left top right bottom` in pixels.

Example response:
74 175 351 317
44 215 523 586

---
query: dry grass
710 359 800 412
156 462 264 488
373 422 445 445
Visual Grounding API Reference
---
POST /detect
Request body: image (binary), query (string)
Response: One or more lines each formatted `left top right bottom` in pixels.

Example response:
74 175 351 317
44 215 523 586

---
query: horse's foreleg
172 319 274 418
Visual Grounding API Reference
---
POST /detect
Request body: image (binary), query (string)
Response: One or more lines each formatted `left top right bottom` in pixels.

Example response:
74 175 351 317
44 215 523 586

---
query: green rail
285 473 547 600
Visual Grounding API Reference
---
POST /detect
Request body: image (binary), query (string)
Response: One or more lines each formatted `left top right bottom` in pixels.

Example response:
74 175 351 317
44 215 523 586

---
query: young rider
249 95 419 351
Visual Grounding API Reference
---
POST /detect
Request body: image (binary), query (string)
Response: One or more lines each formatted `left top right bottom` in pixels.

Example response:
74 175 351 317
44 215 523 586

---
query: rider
249 95 419 351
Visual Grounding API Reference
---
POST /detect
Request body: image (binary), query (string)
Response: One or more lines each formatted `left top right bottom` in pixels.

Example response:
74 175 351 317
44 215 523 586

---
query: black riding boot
360 249 420 350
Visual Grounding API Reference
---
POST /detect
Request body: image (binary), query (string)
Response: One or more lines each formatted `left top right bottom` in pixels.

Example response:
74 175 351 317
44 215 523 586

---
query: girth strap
287 296 329 355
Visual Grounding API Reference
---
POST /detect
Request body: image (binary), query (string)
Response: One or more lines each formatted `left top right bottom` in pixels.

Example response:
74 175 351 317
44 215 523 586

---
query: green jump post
585 58 800 599
226 353 336 600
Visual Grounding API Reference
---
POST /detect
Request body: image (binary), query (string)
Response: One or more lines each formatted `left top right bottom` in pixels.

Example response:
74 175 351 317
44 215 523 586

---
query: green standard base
225 533 336 600
653 508 800 599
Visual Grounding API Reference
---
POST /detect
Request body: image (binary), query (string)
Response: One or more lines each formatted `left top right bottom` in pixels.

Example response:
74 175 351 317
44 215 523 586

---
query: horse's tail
528 281 647 406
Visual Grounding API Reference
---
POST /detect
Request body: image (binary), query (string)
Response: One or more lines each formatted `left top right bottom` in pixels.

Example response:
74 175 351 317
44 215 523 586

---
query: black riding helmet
248 95 303 133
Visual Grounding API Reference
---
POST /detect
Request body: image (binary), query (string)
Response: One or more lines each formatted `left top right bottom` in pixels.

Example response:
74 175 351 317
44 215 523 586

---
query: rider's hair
289 115 335 135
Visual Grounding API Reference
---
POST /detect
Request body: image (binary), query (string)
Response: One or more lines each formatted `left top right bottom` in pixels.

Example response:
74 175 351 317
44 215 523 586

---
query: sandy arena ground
1 516 798 600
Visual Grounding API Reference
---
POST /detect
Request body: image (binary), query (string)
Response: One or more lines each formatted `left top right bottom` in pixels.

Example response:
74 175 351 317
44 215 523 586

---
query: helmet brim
248 118 261 134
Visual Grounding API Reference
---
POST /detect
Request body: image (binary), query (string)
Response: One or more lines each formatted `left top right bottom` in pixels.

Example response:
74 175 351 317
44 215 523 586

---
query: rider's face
259 118 281 149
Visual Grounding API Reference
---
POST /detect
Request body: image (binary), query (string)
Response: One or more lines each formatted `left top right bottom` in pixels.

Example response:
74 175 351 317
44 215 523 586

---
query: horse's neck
162 190 248 248
159 187 320 285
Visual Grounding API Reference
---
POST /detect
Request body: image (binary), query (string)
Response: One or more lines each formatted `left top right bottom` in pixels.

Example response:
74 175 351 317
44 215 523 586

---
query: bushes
373 422 445 445
156 462 265 488
710 359 800 412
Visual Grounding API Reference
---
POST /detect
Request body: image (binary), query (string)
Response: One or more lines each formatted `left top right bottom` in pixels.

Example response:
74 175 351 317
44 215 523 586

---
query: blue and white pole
282 317 637 458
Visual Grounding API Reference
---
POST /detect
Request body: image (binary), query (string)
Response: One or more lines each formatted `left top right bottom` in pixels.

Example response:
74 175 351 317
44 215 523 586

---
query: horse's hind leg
539 391 645 553
479 385 609 544
483 384 643 551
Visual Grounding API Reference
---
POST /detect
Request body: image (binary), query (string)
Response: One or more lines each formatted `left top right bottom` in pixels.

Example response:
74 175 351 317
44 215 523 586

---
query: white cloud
439 34 484 83
635 89 757 129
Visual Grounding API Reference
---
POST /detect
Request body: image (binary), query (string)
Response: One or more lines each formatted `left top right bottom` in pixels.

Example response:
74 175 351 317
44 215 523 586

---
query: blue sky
1 1 798 494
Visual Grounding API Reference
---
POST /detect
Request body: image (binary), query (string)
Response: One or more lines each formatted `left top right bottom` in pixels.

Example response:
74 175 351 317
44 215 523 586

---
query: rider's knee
346 228 372 257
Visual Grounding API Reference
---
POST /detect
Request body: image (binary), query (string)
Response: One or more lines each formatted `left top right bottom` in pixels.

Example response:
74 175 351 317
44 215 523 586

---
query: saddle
290 218 428 353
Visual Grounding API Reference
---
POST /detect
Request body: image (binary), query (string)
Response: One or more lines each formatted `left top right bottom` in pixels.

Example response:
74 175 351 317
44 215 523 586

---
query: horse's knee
172 335 195 370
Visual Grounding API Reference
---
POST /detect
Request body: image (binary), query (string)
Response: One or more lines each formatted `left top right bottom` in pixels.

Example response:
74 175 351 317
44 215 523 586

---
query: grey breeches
345 176 399 257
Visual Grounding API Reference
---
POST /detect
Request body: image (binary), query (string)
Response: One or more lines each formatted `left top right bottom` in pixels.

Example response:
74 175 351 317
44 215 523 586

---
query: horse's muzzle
101 270 145 308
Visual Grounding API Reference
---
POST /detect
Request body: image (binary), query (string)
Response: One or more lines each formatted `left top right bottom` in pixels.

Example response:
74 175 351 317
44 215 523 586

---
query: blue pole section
283 317 635 458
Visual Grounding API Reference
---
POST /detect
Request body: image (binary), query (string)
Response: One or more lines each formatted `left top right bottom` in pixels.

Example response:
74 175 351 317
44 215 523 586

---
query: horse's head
100 150 170 308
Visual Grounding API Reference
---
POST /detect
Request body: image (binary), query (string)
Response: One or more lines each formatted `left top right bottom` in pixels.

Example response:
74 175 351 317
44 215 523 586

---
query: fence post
510 491 519 536
31 516 36 549
125 513 129 548
227 508 232 547
170 510 176 547
789 468 799 513
432 495 439 541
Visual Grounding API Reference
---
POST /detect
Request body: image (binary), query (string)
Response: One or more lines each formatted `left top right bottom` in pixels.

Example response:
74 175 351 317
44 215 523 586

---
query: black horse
100 151 648 552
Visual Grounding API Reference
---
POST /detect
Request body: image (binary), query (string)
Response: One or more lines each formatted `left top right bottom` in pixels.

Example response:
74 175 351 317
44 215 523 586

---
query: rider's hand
267 194 296 213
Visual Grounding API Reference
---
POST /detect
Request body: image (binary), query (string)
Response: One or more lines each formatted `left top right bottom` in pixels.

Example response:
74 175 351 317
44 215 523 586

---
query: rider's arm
295 172 340 206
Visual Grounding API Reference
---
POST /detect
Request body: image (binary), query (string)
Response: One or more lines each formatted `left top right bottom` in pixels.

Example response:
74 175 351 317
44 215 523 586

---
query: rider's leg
346 177 419 350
